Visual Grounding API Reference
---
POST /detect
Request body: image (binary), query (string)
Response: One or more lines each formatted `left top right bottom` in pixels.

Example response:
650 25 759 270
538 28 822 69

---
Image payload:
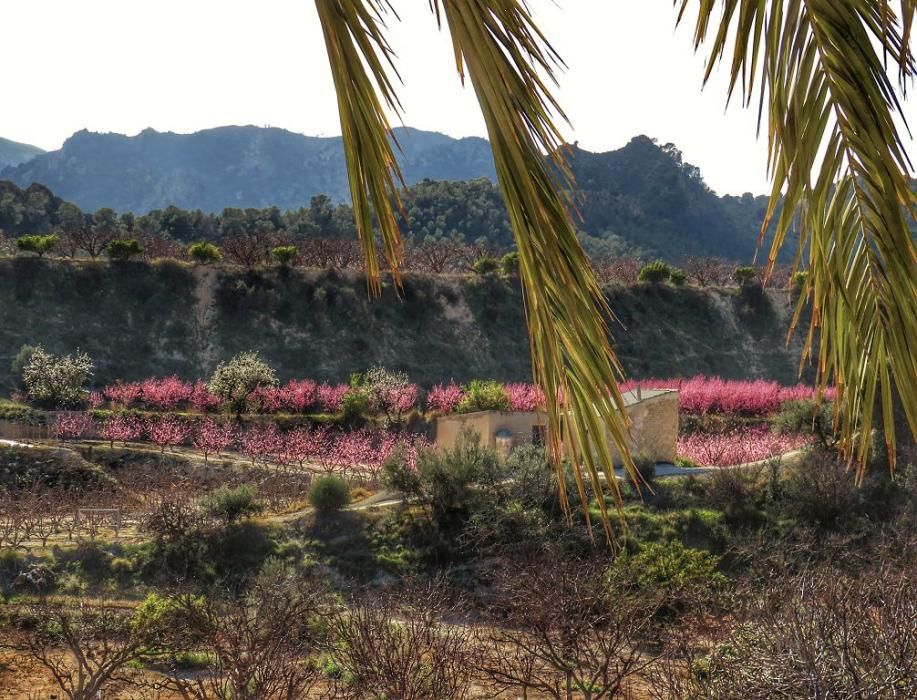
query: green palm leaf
677 0 917 476
314 0 407 294
429 0 639 539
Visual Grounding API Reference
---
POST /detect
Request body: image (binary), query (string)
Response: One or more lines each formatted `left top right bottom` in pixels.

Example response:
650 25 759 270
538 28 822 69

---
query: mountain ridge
1 126 783 261
0 136 45 169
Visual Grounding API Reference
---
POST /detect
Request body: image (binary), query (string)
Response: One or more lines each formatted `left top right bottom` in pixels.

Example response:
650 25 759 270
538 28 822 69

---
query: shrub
733 265 757 286
309 475 351 514
500 251 519 275
781 453 860 527
340 388 370 421
22 346 94 408
457 380 509 413
16 234 59 258
638 260 671 284
106 238 143 261
271 245 299 267
791 270 808 292
413 430 504 531
381 448 423 496
10 344 37 390
200 485 262 524
633 452 657 487
609 540 726 603
187 241 221 264
669 267 687 286
473 256 500 275
772 398 838 451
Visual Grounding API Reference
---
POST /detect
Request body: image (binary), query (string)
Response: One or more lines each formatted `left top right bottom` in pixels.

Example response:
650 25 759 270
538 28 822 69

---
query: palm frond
314 0 406 293
429 0 637 540
677 0 917 476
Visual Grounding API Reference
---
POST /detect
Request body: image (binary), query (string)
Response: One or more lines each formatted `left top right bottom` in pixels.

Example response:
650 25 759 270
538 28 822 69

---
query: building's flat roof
436 388 678 421
620 388 677 406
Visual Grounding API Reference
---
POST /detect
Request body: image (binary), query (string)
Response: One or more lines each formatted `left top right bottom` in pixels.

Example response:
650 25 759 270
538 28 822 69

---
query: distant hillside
0 126 497 213
0 259 810 391
0 137 44 169
1 126 786 261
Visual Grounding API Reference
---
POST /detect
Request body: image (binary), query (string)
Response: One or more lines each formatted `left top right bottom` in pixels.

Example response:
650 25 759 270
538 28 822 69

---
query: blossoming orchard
42 371 831 470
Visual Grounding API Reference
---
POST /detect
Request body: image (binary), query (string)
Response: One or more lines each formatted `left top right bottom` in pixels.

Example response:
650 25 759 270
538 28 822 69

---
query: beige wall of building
435 390 679 465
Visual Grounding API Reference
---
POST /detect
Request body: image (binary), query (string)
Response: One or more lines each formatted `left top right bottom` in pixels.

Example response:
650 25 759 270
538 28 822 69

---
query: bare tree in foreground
3 599 161 700
325 580 475 700
648 561 917 699
164 563 326 700
476 558 658 700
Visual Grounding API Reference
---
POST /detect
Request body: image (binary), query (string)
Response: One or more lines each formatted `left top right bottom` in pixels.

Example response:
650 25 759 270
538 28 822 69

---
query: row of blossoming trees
56 412 427 481
46 353 828 468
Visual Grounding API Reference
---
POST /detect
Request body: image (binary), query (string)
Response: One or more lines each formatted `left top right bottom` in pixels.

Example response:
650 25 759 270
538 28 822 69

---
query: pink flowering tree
98 414 143 448
318 383 349 414
282 427 316 470
677 426 811 467
189 380 221 412
240 424 283 465
140 375 193 410
192 419 237 462
504 383 545 412
426 382 464 414
282 379 319 413
103 381 142 408
146 417 191 454
54 412 94 441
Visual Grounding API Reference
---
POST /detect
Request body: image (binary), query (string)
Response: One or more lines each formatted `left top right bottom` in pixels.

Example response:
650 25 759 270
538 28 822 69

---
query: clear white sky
2 1 915 196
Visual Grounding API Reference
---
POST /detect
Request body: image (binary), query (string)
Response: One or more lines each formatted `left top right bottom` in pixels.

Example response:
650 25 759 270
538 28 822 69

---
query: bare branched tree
325 580 475 700
164 563 327 700
476 558 657 700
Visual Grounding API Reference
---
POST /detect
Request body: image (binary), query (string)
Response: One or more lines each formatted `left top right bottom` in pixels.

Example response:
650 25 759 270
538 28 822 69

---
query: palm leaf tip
678 0 917 473
315 0 409 294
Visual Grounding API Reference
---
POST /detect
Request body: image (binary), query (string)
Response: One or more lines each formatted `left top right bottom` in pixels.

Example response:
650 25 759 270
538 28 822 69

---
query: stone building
435 388 679 465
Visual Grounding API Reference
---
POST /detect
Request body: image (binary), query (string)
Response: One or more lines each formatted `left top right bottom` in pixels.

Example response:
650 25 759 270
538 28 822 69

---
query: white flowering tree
22 346 93 408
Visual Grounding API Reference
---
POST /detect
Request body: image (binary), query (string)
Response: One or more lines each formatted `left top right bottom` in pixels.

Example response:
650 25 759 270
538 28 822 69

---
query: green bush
633 452 657 486
382 448 423 496
669 267 687 286
309 475 351 514
457 380 509 413
16 234 58 258
781 453 859 527
200 485 262 524
340 388 370 421
106 238 143 261
473 256 500 275
413 430 504 531
271 245 299 267
772 399 837 451
638 260 671 284
792 270 809 292
733 266 757 287
609 540 726 602
188 241 222 264
500 251 519 275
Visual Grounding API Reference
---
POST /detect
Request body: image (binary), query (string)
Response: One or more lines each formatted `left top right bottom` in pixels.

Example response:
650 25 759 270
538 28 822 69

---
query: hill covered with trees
1 130 788 262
